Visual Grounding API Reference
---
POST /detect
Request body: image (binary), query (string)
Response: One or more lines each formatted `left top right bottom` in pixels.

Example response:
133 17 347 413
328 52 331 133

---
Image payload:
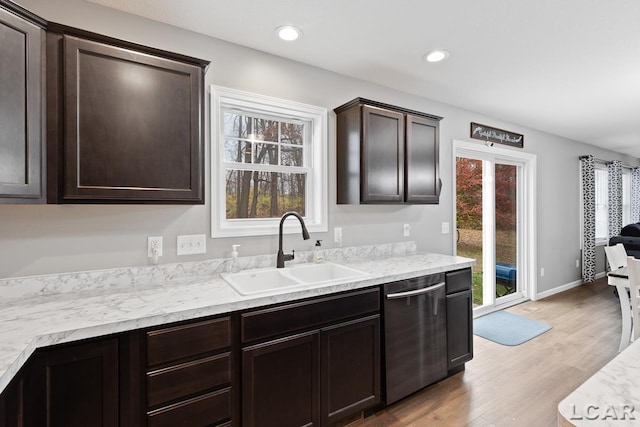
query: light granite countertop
0 242 474 395
558 338 640 426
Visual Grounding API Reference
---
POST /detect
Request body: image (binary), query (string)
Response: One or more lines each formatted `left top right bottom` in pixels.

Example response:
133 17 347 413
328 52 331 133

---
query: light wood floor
354 277 621 427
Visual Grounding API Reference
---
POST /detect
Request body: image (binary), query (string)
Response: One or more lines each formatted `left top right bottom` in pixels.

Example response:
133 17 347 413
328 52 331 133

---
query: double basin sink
221 262 371 295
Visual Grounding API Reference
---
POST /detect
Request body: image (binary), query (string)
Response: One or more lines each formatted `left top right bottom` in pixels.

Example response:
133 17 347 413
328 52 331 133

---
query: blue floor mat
474 310 551 346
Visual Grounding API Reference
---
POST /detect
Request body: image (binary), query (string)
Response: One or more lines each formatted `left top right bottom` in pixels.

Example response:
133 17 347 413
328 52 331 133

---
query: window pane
253 143 278 165
225 169 306 219
224 113 251 138
224 140 252 163
594 168 608 240
254 118 279 142
281 145 304 167
281 122 304 145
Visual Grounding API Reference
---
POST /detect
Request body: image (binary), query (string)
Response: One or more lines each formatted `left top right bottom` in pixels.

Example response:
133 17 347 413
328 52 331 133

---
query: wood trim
334 97 442 121
0 0 46 28
47 22 209 69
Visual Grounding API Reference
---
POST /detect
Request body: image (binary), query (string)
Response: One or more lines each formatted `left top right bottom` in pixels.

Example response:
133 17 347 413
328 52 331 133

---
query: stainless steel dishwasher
383 273 448 404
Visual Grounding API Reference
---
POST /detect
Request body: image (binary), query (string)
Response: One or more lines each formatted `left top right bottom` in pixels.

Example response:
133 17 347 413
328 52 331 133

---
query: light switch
177 234 206 255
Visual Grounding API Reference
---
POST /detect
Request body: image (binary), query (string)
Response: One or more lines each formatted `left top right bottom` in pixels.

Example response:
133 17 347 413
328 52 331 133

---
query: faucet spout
277 211 310 268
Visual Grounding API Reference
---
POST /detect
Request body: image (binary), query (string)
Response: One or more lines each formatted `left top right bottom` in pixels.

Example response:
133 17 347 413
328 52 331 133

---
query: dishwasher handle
385 282 446 299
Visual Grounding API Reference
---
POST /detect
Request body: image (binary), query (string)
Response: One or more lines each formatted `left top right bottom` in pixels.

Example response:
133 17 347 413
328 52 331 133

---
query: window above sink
211 86 328 238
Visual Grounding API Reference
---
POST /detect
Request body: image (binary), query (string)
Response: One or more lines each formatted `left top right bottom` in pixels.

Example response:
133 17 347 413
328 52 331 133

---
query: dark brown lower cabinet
446 288 474 369
242 331 320 427
0 337 127 427
0 359 50 427
145 316 233 427
445 268 473 370
321 315 381 425
241 314 382 427
0 280 479 427
45 338 119 427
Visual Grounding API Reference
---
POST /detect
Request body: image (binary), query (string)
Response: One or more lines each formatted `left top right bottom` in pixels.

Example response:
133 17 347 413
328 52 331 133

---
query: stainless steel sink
221 262 370 296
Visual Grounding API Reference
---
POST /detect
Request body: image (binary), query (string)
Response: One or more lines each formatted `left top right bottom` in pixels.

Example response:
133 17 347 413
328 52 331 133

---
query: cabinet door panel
242 331 320 427
406 114 440 203
321 315 381 425
361 106 404 203
62 35 203 202
447 290 474 368
0 7 43 201
46 338 119 427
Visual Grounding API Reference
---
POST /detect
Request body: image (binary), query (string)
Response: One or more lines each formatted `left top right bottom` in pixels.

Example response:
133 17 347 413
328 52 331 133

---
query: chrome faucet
277 211 310 268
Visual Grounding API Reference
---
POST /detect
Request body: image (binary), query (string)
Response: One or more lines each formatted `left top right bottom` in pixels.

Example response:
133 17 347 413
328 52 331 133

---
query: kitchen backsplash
0 241 417 299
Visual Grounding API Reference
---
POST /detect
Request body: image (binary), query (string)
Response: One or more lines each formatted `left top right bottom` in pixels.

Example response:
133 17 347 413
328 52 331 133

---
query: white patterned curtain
608 160 623 238
632 167 640 223
580 155 596 282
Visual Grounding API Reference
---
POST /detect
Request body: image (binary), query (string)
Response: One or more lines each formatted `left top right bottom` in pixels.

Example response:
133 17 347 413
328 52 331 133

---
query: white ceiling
87 0 640 158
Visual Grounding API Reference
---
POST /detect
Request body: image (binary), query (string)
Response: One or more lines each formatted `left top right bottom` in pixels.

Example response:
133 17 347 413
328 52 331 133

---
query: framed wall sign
470 122 524 148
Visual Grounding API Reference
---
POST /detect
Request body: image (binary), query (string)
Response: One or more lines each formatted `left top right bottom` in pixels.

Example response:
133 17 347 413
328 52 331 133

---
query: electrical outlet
403 224 411 237
540 267 545 277
576 259 580 268
177 234 206 255
334 227 343 247
441 222 450 234
148 236 163 257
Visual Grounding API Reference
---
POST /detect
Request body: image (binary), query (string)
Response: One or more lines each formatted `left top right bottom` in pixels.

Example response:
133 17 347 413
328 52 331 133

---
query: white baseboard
535 271 607 300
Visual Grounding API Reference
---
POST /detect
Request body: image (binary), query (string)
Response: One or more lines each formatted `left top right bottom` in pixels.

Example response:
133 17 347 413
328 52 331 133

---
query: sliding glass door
455 148 528 312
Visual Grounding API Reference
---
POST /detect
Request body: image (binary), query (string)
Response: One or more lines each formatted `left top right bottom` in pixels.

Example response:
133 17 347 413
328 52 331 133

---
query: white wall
3 0 638 294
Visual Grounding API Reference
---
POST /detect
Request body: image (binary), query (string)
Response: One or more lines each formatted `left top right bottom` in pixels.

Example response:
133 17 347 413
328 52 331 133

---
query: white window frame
211 86 328 238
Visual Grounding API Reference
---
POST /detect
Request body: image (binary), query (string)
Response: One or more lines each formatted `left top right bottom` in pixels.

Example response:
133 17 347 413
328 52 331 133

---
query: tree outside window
211 86 327 238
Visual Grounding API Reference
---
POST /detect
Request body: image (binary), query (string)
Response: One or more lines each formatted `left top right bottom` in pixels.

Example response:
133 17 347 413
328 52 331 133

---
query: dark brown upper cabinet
335 98 442 204
0 1 46 203
46 24 209 203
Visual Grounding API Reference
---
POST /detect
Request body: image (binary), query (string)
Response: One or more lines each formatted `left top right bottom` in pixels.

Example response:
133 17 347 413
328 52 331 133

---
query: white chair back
627 256 640 342
605 243 628 270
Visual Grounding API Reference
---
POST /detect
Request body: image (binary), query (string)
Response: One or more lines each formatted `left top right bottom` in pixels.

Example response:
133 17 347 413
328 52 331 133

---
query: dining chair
605 243 628 271
627 256 640 343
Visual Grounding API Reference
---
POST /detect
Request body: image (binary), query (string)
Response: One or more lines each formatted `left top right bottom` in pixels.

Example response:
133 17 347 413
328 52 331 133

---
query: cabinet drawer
446 268 472 294
147 317 230 367
147 388 231 427
241 288 379 343
147 352 231 408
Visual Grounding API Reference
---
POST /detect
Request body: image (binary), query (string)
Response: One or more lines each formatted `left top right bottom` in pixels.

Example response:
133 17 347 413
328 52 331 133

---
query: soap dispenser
230 244 241 273
314 240 324 263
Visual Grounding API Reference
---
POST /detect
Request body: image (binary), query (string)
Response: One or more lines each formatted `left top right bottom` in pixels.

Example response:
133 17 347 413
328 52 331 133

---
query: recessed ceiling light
424 49 450 63
275 25 302 41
